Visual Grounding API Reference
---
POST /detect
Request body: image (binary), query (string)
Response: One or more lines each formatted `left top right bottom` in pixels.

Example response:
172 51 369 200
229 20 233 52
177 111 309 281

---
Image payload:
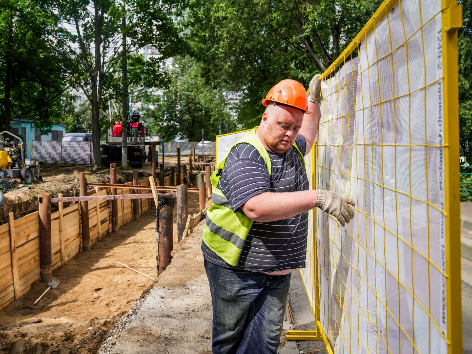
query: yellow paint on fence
299 0 463 352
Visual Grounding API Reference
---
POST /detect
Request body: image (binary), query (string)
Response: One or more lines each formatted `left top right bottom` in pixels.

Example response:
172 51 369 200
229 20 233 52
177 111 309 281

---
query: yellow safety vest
202 128 305 266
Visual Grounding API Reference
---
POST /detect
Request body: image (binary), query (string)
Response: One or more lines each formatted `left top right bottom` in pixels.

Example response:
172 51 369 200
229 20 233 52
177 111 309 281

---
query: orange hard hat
262 79 311 114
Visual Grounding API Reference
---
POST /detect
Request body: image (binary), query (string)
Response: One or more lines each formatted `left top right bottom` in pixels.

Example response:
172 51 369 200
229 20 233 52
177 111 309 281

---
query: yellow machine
0 150 12 170
0 131 39 184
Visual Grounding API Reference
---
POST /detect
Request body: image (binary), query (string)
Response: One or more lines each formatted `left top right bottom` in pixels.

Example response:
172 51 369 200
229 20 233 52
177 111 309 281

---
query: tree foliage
184 0 382 127
50 0 184 166
145 56 234 142
0 0 69 132
459 0 472 158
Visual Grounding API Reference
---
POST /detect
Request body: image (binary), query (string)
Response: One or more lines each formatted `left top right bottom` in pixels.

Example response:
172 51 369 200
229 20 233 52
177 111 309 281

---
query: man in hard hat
202 76 355 353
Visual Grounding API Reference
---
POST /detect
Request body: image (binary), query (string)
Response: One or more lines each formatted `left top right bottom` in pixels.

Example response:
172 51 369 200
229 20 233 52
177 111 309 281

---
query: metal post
133 170 139 220
151 143 156 180
177 184 188 242
176 147 181 185
110 163 118 232
39 194 52 283
199 181 206 211
157 194 174 274
188 155 193 184
205 165 212 198
79 173 90 251
170 166 175 186
182 164 188 185
159 163 165 186
161 141 165 164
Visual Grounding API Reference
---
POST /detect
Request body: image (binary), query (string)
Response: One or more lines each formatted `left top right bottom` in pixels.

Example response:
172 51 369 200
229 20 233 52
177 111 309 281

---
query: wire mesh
299 0 458 352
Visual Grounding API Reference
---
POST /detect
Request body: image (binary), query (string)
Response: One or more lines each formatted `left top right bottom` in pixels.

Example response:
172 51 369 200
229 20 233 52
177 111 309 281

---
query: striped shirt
202 134 309 273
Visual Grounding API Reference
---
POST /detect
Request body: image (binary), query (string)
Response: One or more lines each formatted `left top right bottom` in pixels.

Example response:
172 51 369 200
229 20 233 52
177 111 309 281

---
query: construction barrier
32 141 92 164
299 0 463 352
163 141 216 156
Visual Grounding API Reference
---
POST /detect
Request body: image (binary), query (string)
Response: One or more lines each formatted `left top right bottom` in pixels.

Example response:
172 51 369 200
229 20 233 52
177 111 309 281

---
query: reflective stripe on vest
202 128 305 266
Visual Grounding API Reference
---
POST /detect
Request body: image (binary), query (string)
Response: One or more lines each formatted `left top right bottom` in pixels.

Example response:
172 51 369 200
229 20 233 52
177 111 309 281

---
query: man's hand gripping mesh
315 190 355 226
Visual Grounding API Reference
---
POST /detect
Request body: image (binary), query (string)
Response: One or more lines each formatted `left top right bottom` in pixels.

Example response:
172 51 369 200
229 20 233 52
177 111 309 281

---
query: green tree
55 0 184 167
145 56 233 142
63 97 92 133
459 0 472 159
0 0 69 132
184 0 382 127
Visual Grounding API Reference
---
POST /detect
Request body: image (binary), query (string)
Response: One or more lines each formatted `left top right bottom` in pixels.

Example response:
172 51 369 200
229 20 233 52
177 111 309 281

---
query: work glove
315 189 355 226
309 74 322 104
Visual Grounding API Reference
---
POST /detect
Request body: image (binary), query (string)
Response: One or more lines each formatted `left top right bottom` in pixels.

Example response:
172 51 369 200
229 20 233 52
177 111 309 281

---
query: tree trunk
3 17 13 131
91 2 103 168
121 15 128 169
4 56 12 131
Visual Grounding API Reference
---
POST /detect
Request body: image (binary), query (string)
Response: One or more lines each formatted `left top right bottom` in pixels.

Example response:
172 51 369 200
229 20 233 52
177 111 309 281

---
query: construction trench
0 150 216 353
0 149 324 354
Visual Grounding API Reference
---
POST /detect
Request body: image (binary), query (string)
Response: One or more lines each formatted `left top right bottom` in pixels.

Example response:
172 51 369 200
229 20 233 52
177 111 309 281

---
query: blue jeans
204 259 291 354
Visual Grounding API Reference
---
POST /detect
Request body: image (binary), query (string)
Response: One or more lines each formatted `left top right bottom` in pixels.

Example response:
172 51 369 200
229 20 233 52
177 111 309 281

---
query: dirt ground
0 161 203 353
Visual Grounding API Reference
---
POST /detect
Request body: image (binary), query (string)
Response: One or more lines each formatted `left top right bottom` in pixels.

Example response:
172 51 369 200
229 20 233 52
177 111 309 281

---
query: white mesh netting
301 0 448 352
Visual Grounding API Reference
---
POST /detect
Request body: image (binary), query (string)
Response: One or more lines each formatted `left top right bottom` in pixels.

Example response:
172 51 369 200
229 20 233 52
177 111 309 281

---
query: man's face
258 104 304 154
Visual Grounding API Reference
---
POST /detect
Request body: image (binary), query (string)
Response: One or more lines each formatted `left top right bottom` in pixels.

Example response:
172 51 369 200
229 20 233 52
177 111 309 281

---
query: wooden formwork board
17 267 40 297
0 177 160 312
14 212 39 248
0 224 10 256
0 255 13 295
16 238 40 279
0 284 14 309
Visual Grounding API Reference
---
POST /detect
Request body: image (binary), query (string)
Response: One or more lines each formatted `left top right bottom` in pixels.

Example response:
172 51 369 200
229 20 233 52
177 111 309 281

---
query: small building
9 119 66 158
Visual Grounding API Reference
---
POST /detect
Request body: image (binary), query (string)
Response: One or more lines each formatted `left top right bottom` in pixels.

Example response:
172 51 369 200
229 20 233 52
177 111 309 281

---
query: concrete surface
463 257 472 354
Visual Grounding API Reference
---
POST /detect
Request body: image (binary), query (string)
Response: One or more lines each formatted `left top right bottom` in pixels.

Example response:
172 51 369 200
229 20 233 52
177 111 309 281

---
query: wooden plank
51 211 59 220
15 223 39 247
14 212 39 229
64 239 80 260
95 187 102 240
63 203 79 215
58 193 65 265
0 288 14 309
18 255 40 281
0 284 14 303
17 244 40 279
0 260 13 279
0 231 10 255
18 268 40 296
0 268 13 291
9 213 20 300
0 223 9 235
17 237 40 260
62 228 80 244
0 252 11 273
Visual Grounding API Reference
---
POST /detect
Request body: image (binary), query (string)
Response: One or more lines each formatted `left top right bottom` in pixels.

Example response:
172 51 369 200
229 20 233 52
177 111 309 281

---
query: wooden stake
94 188 101 240
79 173 90 251
117 262 155 280
151 143 156 180
133 170 139 220
177 148 181 185
8 213 20 300
39 194 52 283
58 193 65 265
199 181 206 211
110 164 118 232
149 176 159 207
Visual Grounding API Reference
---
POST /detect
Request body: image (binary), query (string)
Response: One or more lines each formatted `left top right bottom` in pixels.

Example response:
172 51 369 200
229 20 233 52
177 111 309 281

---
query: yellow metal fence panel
301 0 462 352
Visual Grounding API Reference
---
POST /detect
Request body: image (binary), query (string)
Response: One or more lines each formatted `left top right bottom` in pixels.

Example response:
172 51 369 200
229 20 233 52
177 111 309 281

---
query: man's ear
261 111 268 123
